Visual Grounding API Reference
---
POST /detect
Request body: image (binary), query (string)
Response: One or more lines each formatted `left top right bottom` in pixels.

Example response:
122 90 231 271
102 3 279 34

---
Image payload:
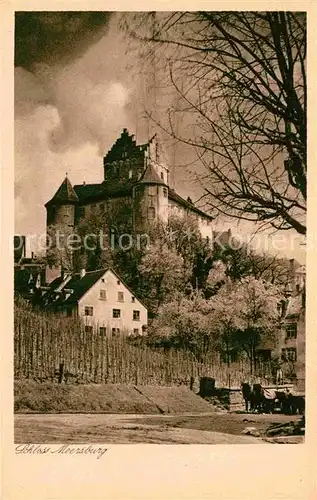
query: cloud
15 12 112 70
15 104 103 236
15 67 51 116
14 13 143 238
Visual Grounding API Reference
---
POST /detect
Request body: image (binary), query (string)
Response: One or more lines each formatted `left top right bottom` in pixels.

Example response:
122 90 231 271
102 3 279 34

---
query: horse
241 383 278 414
241 383 263 413
241 382 253 412
282 391 305 415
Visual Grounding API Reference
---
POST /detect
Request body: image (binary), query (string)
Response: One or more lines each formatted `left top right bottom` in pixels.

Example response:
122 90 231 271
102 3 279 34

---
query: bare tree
122 11 306 234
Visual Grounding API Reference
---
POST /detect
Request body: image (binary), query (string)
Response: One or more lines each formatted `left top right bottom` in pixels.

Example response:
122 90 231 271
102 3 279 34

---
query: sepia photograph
13 10 306 447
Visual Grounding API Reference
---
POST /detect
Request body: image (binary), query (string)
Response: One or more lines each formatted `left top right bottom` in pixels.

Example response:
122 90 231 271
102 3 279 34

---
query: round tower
45 176 78 280
132 163 169 234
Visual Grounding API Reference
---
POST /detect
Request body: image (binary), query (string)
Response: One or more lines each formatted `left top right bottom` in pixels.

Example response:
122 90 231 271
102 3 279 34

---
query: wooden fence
14 304 274 387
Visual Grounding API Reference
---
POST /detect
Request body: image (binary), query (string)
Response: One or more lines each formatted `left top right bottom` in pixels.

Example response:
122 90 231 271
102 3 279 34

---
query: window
113 308 121 318
281 348 297 362
163 187 168 197
117 280 121 285
100 203 105 212
133 310 140 321
100 289 107 300
117 291 124 302
148 206 156 220
148 186 156 196
285 323 297 338
160 172 164 180
131 296 135 303
133 328 139 335
85 325 93 334
112 327 120 337
84 306 93 316
79 207 85 218
99 327 107 336
101 278 105 283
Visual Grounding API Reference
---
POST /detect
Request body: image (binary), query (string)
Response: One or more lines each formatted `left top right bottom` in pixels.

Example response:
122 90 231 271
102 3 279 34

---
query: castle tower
146 134 170 186
103 128 147 185
132 163 169 234
45 176 78 282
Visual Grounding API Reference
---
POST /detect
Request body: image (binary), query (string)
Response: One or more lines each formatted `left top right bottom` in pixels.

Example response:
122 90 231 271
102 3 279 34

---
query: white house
42 268 148 337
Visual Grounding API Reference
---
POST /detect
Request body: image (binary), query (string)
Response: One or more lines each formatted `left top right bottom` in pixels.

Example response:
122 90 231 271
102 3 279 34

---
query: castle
45 129 213 281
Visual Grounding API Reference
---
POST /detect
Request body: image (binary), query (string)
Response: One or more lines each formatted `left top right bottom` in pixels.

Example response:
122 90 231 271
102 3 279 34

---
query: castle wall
46 204 76 272
47 204 76 228
168 199 212 239
77 197 134 235
133 184 169 234
133 185 155 233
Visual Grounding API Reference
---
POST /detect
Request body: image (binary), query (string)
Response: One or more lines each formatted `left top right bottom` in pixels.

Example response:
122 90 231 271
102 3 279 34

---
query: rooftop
45 176 79 206
138 163 167 186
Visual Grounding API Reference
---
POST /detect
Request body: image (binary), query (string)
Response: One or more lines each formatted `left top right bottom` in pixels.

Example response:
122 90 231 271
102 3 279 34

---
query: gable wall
78 270 147 335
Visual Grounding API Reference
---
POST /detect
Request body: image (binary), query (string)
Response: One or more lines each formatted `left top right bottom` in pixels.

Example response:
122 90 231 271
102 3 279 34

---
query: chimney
80 269 86 278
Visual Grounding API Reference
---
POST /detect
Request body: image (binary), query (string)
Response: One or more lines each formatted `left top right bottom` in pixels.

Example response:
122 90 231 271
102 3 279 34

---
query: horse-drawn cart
241 383 305 415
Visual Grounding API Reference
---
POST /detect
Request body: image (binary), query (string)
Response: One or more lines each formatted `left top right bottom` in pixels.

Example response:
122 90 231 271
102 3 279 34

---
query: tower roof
46 176 78 206
138 163 167 186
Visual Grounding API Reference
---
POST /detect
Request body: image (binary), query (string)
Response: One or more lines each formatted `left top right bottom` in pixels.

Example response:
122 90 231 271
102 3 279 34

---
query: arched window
148 206 156 220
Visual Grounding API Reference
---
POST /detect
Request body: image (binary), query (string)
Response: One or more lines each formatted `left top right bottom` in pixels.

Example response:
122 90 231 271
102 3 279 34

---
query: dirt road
14 412 302 444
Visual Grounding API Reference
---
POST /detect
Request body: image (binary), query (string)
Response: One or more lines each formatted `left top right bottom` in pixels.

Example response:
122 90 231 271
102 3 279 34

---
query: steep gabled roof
73 182 132 203
45 177 78 206
73 183 106 202
138 163 167 186
45 268 148 310
64 269 106 304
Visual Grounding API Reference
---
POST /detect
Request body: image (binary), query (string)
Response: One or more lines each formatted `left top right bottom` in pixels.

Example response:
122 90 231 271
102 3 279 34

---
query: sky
14 11 306 263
